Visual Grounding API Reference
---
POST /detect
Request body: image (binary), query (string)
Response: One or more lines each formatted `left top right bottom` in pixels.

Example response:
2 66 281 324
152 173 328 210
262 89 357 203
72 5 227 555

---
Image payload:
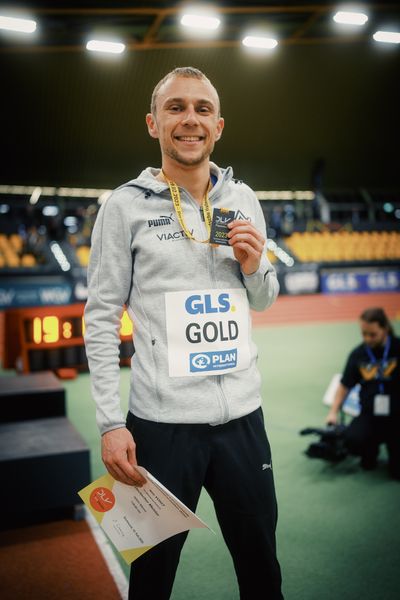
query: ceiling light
383 202 394 213
86 40 125 54
333 11 368 26
50 242 71 272
0 185 112 198
42 206 59 217
0 15 36 33
29 186 42 205
242 36 278 50
64 216 78 227
256 191 315 200
180 14 220 30
373 30 400 44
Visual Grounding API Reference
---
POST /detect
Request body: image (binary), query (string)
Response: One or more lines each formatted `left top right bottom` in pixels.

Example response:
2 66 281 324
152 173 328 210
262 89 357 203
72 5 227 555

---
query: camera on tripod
300 424 348 462
299 373 361 463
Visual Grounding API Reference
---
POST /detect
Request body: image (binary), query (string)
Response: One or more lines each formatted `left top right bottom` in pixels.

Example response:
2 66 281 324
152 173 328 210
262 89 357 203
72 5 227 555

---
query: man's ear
146 113 159 139
215 117 224 141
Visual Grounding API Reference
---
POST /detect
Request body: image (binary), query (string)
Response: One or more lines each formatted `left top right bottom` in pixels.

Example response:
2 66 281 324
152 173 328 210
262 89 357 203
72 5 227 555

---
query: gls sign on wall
165 289 251 377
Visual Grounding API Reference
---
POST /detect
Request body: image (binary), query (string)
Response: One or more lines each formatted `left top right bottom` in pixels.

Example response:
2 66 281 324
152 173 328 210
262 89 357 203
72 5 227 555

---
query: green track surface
7 319 400 600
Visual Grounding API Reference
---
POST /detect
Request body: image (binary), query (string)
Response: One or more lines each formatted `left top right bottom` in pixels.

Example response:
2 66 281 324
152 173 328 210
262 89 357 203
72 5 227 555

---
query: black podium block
0 417 91 527
0 371 65 423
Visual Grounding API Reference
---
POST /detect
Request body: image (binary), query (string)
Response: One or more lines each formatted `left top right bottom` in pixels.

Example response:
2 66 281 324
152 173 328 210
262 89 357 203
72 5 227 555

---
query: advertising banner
320 268 400 294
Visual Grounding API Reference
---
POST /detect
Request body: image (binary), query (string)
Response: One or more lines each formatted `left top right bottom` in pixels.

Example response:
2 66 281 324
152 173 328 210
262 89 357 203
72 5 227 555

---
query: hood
116 162 234 198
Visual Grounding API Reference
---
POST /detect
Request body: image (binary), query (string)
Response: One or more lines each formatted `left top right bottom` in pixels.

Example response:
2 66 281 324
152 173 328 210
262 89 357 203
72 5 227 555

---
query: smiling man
84 67 284 599
147 72 222 168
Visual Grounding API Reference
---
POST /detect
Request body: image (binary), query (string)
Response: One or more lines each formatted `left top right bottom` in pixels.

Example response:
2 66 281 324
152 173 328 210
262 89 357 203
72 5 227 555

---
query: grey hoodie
84 163 279 435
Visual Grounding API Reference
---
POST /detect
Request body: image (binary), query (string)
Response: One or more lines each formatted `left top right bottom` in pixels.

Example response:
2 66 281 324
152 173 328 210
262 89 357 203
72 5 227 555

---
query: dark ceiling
1 1 399 191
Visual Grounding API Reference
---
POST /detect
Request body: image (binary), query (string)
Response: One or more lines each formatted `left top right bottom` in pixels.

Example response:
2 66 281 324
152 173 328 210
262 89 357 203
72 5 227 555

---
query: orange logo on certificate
90 487 116 512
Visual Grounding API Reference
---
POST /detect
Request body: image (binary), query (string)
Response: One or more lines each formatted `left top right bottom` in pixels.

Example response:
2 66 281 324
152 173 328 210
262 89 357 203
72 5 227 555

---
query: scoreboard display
3 303 134 374
25 314 85 345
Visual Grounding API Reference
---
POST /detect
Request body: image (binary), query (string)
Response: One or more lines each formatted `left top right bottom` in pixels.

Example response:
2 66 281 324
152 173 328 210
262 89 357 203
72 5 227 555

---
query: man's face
146 76 224 168
360 320 388 349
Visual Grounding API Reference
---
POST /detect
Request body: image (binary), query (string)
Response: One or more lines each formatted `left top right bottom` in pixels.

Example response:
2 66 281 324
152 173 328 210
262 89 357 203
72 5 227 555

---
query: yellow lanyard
162 171 212 244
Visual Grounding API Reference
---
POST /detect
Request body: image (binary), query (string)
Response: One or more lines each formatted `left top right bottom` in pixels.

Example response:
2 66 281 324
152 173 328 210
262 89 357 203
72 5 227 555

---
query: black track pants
126 407 284 600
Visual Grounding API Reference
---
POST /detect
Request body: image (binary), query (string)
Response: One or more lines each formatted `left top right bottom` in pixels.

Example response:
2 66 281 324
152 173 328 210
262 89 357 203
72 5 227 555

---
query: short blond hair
150 67 220 116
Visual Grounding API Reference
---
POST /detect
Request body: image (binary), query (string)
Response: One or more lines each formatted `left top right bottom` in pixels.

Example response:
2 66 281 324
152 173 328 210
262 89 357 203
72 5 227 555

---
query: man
84 67 283 599
326 307 400 479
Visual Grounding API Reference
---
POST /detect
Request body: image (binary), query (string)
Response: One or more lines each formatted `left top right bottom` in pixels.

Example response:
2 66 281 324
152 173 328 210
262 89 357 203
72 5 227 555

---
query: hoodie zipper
184 189 230 425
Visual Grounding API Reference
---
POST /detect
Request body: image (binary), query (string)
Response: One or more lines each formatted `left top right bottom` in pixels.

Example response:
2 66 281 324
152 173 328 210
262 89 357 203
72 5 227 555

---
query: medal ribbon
162 172 212 244
365 335 391 393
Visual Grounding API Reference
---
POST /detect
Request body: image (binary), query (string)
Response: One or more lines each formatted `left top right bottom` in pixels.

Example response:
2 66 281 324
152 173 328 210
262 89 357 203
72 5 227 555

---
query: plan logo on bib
190 349 237 373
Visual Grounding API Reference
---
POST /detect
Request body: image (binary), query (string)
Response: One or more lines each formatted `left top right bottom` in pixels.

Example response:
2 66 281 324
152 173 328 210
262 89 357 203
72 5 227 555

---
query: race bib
165 289 251 377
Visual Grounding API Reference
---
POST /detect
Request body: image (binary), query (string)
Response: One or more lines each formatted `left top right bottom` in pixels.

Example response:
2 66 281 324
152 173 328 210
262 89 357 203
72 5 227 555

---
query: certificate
78 467 211 564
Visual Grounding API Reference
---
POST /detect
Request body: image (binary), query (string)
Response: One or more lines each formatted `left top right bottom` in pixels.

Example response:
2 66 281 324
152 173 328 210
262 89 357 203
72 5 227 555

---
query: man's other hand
101 427 147 486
